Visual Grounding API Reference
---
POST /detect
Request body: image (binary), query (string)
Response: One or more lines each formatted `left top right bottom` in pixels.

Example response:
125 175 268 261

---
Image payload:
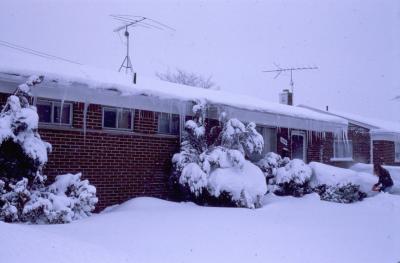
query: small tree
0 76 97 224
156 68 218 90
172 102 267 208
0 75 50 184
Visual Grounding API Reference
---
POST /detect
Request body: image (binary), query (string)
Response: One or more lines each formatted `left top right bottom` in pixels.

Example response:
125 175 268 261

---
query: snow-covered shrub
172 100 207 174
315 183 367 203
273 159 313 197
309 162 369 203
0 77 97 223
0 76 51 182
172 102 266 208
219 117 264 158
179 163 208 196
207 159 266 208
0 173 98 224
257 152 290 184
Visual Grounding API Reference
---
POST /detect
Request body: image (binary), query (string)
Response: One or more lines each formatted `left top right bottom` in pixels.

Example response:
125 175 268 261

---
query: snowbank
1 195 399 263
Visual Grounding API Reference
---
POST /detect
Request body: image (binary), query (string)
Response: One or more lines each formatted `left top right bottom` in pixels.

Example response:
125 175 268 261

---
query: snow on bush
0 76 51 182
208 160 266 208
314 183 367 203
257 152 290 184
0 76 97 223
179 163 208 196
309 162 373 203
172 102 266 208
219 117 264 158
0 173 97 224
273 159 313 197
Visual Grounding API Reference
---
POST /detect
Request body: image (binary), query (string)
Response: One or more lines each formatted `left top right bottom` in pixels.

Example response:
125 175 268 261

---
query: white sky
0 0 399 122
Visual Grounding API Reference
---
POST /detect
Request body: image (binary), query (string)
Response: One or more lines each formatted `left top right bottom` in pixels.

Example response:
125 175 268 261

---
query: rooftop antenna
263 64 318 104
111 15 175 82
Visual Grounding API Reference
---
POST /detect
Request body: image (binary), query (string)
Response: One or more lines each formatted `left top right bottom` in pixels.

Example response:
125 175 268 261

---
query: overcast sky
1 0 399 122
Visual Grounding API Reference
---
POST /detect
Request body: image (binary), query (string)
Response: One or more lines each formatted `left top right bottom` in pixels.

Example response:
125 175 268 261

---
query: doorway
291 131 306 162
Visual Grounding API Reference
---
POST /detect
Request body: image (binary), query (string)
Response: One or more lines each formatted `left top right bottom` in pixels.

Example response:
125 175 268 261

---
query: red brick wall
277 128 334 163
40 102 179 210
373 140 399 166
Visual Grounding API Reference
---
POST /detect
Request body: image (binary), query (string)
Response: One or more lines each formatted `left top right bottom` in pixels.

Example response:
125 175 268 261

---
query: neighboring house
0 58 348 209
299 105 400 167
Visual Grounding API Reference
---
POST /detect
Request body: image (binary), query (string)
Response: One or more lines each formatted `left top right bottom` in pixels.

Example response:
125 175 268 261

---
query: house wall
0 92 179 210
373 140 399 166
0 91 348 211
277 128 334 163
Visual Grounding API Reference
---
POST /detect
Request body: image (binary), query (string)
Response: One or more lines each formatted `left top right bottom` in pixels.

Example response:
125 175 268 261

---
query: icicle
59 99 65 124
83 102 89 142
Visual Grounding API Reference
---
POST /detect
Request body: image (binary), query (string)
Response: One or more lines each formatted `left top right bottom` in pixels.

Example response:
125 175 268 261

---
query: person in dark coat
372 163 393 193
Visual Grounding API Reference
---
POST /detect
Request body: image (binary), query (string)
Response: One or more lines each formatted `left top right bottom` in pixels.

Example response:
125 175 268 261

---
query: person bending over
372 163 393 193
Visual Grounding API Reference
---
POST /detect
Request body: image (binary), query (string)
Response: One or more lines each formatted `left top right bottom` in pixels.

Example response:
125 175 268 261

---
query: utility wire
0 40 82 65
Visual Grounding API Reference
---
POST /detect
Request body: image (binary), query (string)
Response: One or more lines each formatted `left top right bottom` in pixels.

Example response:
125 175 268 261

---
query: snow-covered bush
0 75 50 182
314 183 367 203
309 162 370 203
207 159 266 208
0 173 97 224
172 102 267 208
0 76 97 223
219 116 264 158
273 159 313 197
257 152 290 183
172 100 207 174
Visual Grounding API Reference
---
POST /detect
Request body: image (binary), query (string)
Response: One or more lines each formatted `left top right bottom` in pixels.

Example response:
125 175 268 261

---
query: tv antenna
111 14 175 79
263 64 318 103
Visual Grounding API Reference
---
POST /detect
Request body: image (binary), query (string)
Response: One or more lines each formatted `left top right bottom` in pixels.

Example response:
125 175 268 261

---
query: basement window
395 142 400 162
102 107 133 130
157 112 179 135
332 139 353 161
36 99 72 125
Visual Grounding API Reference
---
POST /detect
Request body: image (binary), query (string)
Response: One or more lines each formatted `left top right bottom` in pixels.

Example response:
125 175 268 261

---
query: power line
0 40 82 65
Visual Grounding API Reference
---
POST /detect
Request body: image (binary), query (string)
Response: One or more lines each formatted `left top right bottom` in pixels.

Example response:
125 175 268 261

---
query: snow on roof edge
0 61 347 127
298 104 400 134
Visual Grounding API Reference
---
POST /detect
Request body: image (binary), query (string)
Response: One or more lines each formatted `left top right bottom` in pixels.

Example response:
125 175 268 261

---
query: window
36 99 72 125
102 107 133 130
395 142 400 162
157 112 179 135
333 140 353 160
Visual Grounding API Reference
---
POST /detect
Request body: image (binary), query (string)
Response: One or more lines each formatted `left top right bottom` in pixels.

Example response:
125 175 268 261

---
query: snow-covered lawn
1 193 399 263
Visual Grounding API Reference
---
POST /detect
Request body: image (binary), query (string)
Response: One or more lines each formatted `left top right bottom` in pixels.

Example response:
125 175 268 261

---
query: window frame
332 139 353 161
102 106 134 131
157 112 180 136
395 141 400 162
35 98 73 126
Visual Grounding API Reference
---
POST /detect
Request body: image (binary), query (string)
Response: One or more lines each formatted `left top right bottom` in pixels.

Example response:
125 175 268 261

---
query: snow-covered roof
299 105 400 141
0 52 347 134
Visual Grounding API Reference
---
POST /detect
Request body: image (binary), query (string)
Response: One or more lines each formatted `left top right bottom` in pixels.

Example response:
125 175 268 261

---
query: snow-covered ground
1 193 399 263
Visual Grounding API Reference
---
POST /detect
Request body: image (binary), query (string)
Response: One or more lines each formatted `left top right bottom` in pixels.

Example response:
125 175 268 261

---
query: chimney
279 89 293 105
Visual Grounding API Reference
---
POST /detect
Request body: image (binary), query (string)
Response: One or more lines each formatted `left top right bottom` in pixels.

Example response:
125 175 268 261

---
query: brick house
299 105 400 167
0 63 348 209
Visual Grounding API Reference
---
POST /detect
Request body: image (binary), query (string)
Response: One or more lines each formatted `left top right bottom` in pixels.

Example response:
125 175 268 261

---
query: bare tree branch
156 68 218 90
